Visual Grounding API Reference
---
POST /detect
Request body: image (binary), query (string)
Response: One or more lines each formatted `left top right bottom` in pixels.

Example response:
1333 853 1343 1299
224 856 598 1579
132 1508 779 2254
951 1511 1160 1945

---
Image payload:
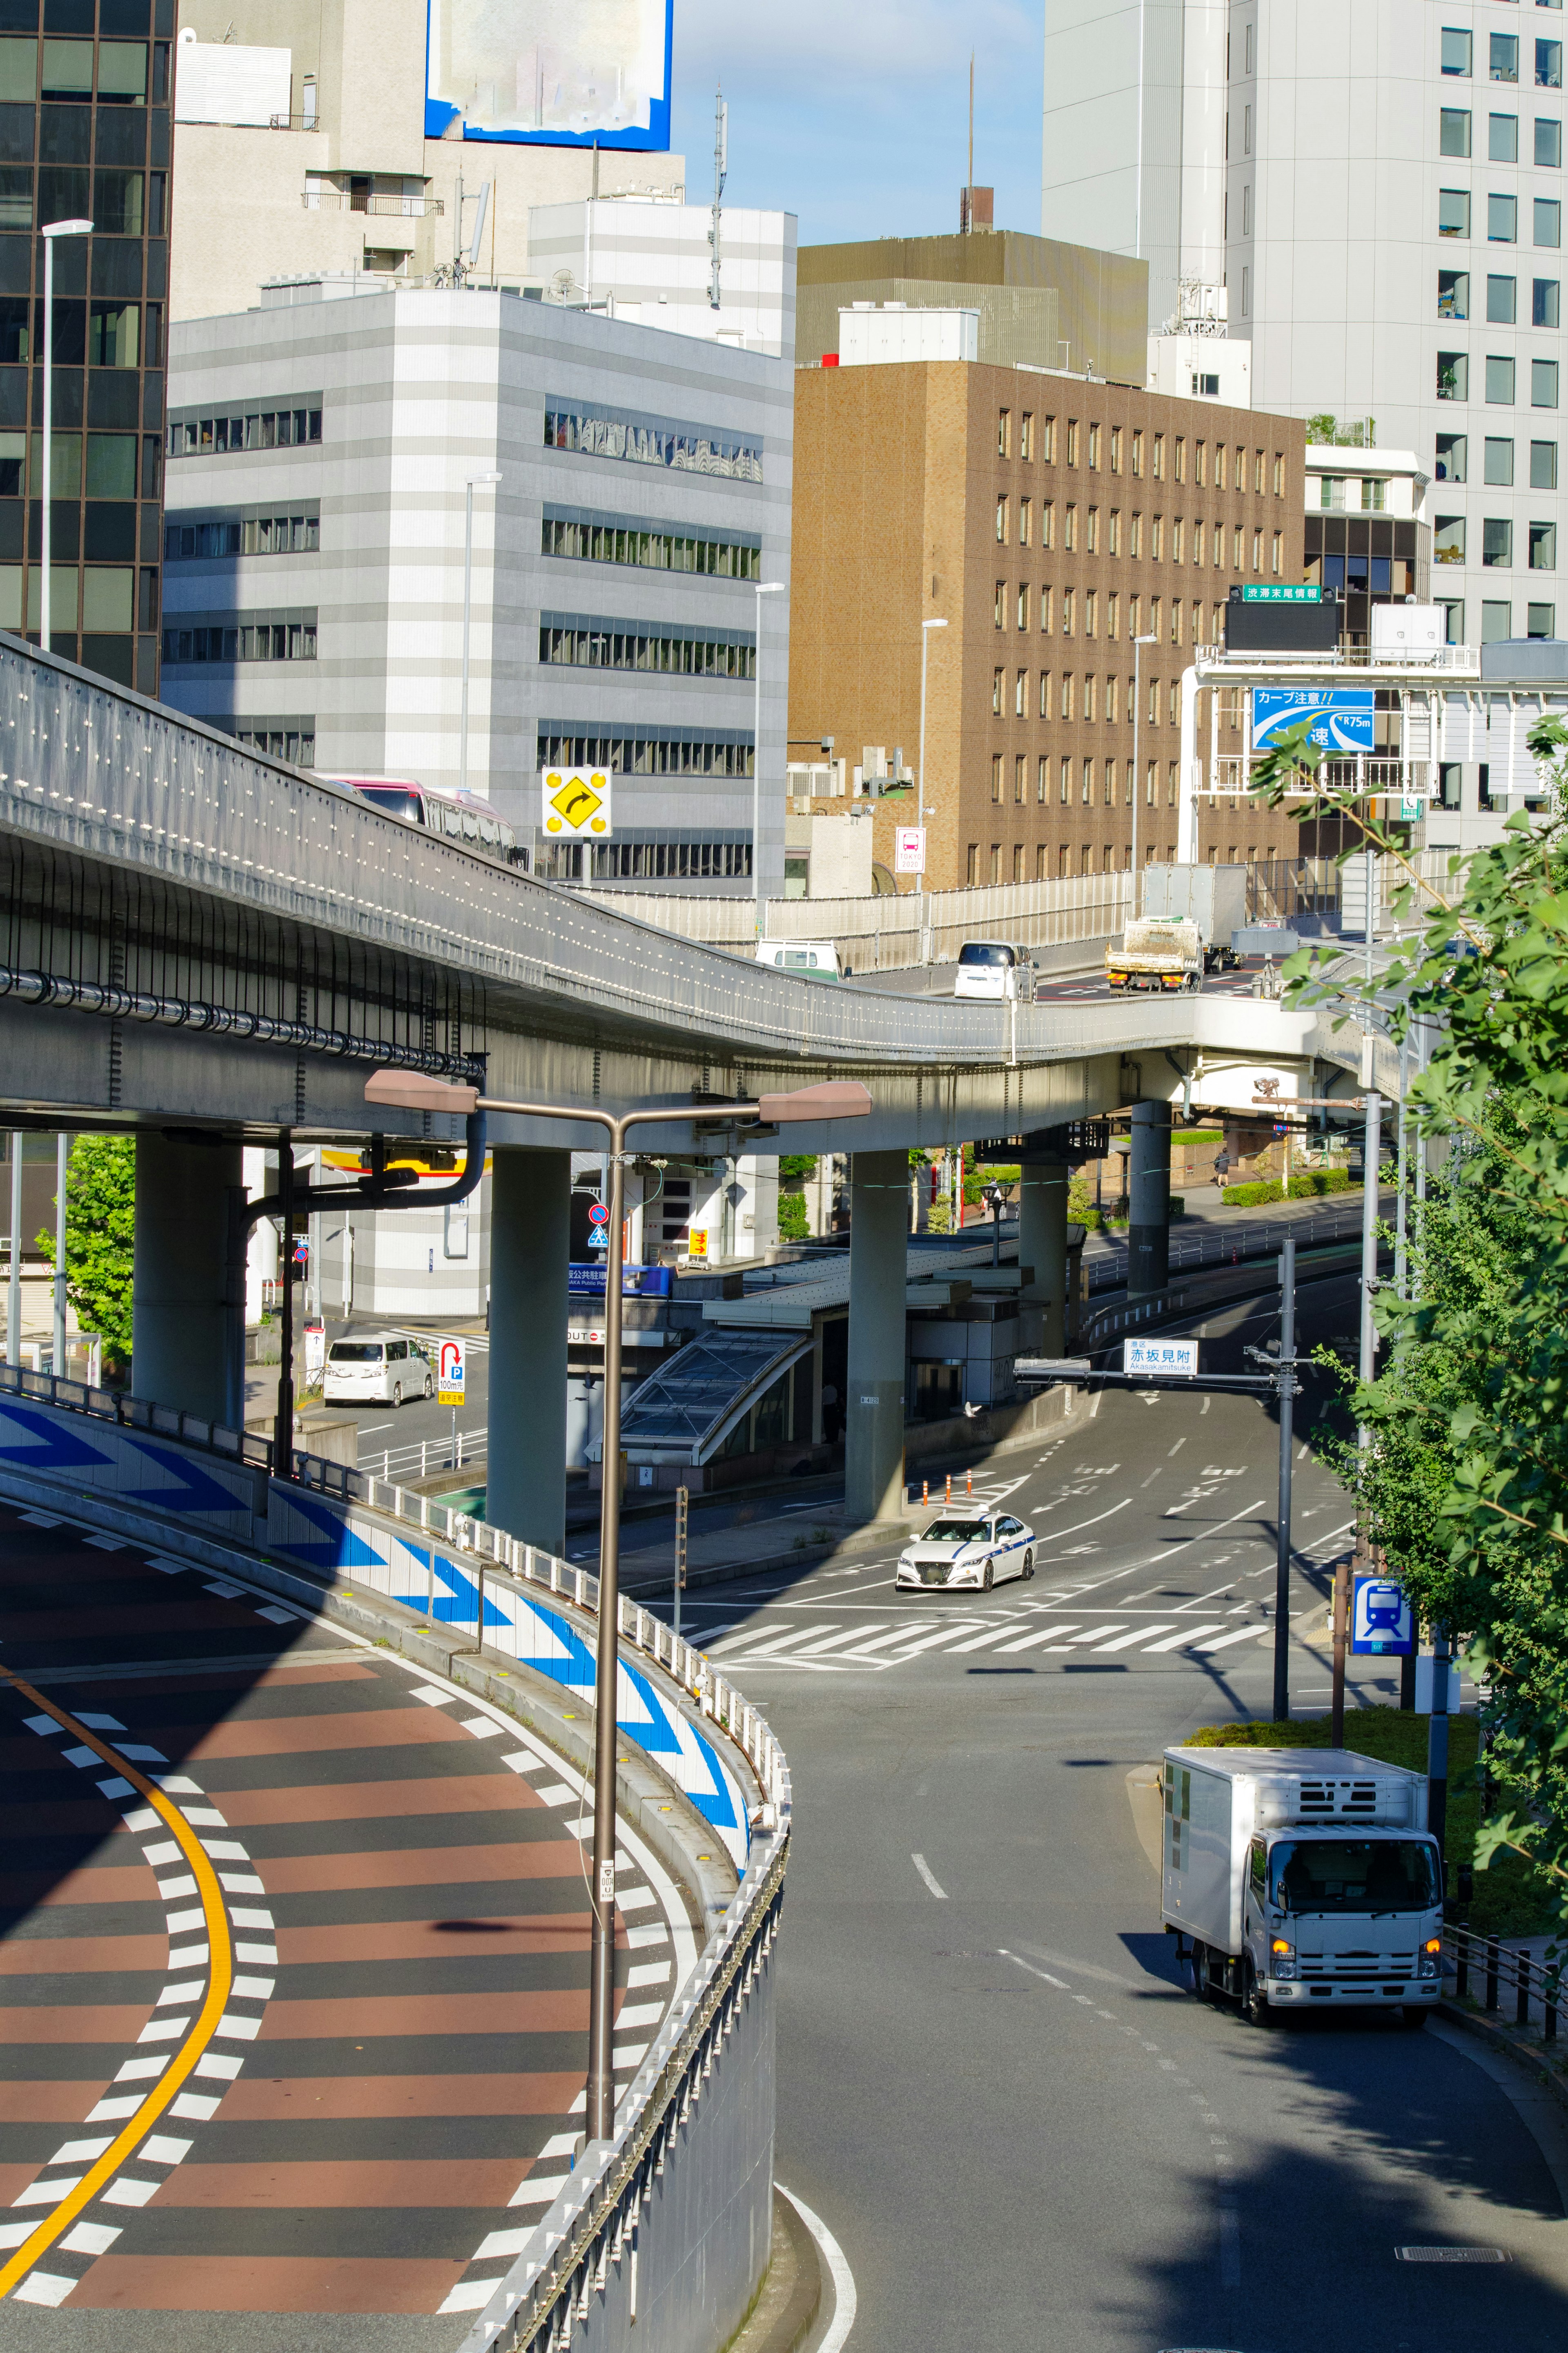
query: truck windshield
1270 1839 1439 1913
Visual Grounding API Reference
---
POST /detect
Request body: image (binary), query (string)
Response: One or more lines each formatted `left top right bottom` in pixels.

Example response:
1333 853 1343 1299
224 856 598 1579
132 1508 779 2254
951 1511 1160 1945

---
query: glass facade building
0 0 172 694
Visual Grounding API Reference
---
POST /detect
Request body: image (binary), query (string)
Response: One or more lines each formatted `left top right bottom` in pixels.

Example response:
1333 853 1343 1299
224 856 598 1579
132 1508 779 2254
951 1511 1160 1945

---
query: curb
720 2188 823 2353
1436 1996 1568 2110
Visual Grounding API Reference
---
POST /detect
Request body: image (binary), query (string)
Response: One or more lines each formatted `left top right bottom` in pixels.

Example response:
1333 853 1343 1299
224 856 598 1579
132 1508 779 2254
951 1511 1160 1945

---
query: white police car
895 1510 1036 1592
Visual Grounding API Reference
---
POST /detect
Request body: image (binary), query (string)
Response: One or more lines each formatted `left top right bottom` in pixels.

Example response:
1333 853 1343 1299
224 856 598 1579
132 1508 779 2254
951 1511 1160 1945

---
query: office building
797 224 1148 384
1041 0 1563 650
161 276 793 890
526 199 794 357
789 346 1306 890
0 0 174 696
169 0 685 321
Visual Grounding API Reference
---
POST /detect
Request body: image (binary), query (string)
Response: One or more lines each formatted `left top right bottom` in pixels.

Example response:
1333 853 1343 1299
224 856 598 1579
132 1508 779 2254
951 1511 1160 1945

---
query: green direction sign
1241 584 1322 602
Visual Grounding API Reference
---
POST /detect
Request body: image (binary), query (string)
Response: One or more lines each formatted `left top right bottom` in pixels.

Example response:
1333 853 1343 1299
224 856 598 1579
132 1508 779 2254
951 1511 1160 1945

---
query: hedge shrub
1221 1170 1357 1207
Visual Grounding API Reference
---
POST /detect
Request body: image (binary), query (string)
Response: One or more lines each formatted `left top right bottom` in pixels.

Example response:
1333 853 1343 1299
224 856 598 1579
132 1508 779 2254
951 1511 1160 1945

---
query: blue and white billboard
1252 687 1375 753
425 0 674 148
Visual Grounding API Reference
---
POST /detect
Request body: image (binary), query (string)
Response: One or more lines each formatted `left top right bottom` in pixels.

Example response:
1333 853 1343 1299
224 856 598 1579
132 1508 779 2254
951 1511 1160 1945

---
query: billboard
426 0 674 148
1252 687 1375 753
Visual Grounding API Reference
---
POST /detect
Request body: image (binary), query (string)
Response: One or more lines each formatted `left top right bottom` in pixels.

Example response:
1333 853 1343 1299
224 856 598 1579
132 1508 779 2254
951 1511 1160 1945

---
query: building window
1109 511 1121 557
1194 439 1207 487
1167 761 1180 806
995 580 1005 627
165 513 321 560
1042 415 1057 462
1019 498 1032 547
1061 672 1074 719
1532 437 1558 487
162 616 318 663
1105 674 1119 723
1485 434 1516 482
1088 423 1101 469
1017 582 1030 629
1482 599 1512 640
1529 600 1556 635
1037 755 1049 802
1172 517 1185 564
1174 436 1186 484
1035 843 1048 881
1252 528 1263 571
1483 516 1514 565
1490 192 1519 240
1064 503 1077 551
537 731 757 778
967 844 979 883
1107 589 1120 637
1536 277 1562 325
1272 453 1285 495
1131 430 1144 478
1040 583 1054 631
1062 588 1075 636
1531 520 1557 568
1488 271 1518 321
1241 265 1250 313
1537 197 1562 245
1272 531 1283 573
168 406 324 458
1152 433 1165 480
1085 589 1098 637
540 624 757 679
1081 759 1094 805
1041 500 1054 549
1487 354 1517 401
1534 357 1561 405
1437 430 1468 481
1016 668 1028 716
991 753 1003 801
1059 758 1071 804
539 515 762 579
998 408 1011 457
1540 38 1564 88
1085 674 1097 720
1151 516 1164 560
1086 507 1099 555
1493 33 1520 83
1490 112 1520 161
989 844 1002 883
1110 425 1122 473
1129 514 1142 558
1439 350 1469 399
1538 116 1563 165
1439 187 1472 236
1009 843 1022 882
1014 755 1027 803
996 494 1009 543
1254 448 1266 491
1442 26 1472 76
993 667 1004 714
541 406 763 482
1020 412 1034 460
1434 514 1467 564
1437 598 1465 645
1039 669 1052 718
1441 107 1473 155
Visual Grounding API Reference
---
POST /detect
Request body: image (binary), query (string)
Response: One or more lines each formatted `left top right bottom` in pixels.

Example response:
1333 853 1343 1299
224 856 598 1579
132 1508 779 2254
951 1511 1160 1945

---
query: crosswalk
706 1610 1274 1674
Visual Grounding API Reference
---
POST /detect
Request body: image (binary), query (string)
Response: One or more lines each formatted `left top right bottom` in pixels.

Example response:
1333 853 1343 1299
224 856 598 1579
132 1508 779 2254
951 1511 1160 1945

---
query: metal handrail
1444 1920 1561 2041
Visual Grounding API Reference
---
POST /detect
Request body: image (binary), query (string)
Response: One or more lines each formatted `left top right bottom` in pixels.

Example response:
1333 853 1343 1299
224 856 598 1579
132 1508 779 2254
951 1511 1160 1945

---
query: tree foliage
1249 716 1568 1922
35 1134 135 1367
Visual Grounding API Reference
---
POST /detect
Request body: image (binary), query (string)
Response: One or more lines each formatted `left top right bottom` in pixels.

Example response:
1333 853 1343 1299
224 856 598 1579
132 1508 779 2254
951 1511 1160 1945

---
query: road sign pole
586 1123 628 2145
1272 1238 1296 1725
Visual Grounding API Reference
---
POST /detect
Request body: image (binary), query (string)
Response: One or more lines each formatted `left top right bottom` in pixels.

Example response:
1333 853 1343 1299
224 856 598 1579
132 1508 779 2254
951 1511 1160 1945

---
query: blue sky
666 0 1045 250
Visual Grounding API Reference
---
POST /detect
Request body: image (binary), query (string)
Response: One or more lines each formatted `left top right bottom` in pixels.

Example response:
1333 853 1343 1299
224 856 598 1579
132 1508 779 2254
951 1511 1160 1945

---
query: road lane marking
994 1623 1081 1653
1192 1624 1269 1653
998 1948 1071 1990
945 1626 1021 1654
1096 1624 1176 1652
777 2187 858 2353
1066 1623 1127 1645
1032 1499 1132 1551
0 1672 234 2303
1143 1623 1225 1652
911 1853 947 1899
795 1624 892 1656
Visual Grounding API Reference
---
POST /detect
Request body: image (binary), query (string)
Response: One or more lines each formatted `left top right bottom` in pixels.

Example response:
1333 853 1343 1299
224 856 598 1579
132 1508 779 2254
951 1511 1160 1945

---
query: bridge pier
132 1132 242 1423
1128 1100 1172 1297
1019 1158 1071 1355
487 1146 570 1555
845 1149 907 1524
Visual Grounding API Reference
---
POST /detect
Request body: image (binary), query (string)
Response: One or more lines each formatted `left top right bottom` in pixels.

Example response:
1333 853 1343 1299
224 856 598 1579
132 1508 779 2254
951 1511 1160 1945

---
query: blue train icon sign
1351 1575 1414 1655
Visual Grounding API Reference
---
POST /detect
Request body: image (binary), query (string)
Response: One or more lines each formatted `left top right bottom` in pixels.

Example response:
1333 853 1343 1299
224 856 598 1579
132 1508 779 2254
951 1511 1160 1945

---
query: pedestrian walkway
702 1604 1274 1676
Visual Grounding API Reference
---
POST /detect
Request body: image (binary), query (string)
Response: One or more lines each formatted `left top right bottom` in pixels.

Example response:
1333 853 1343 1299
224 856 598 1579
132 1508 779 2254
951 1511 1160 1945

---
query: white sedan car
895 1510 1036 1593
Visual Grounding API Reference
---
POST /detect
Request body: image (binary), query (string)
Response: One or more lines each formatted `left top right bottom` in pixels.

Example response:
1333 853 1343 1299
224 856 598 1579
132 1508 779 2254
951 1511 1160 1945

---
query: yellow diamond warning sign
541 768 613 839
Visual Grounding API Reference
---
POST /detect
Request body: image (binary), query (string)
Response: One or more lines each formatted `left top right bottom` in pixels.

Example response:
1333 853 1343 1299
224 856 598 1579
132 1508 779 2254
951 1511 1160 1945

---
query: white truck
1142 863 1249 970
1105 916 1204 993
1161 1745 1444 2028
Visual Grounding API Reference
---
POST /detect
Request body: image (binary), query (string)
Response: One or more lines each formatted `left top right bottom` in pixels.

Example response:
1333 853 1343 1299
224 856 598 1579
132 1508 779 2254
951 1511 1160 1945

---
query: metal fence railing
1444 1923 1561 2041
361 1425 488 1481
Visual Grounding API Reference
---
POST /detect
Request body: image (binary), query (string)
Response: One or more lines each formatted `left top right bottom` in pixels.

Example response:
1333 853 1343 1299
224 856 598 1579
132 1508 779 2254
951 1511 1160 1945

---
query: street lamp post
917 618 947 960
459 472 502 799
364 1067 870 2143
1130 634 1158 919
752 581 785 929
39 218 92 653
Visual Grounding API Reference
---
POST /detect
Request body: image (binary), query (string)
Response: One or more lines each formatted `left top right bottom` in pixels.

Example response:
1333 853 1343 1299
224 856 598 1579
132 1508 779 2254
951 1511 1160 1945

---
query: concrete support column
845 1149 908 1524
1019 1159 1070 1356
487 1146 570 1556
132 1132 241 1422
1128 1100 1172 1298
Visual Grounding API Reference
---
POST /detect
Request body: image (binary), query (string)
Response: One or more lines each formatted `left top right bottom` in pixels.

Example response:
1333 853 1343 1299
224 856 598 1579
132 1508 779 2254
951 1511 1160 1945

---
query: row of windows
1441 28 1561 84
543 408 763 484
967 835 1183 885
1438 268 1560 320
997 498 1284 569
541 515 762 579
1439 350 1560 401
167 409 323 459
1439 187 1561 241
0 294 158 367
0 163 164 234
1433 597 1557 641
0 427 148 499
994 584 1271 645
232 725 315 766
583 841 752 880
1443 105 1559 161
0 34 167 107
993 410 1286 494
1434 515 1557 567
991 670 1188 725
1434 430 1557 482
162 620 316 663
989 756 1188 809
537 732 753 777
165 514 319 560
539 625 755 680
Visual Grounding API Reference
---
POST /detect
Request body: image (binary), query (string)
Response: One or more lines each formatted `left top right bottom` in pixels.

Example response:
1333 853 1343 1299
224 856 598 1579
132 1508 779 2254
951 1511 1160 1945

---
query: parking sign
1351 1574 1413 1656
438 1337 466 1406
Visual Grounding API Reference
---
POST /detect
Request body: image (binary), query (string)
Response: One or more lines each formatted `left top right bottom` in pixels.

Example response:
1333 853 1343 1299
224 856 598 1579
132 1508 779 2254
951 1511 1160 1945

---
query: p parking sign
438 1337 466 1407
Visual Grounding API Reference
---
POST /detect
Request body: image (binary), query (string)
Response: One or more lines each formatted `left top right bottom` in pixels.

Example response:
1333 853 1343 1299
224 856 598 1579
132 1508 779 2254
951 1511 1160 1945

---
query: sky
666 0 1045 249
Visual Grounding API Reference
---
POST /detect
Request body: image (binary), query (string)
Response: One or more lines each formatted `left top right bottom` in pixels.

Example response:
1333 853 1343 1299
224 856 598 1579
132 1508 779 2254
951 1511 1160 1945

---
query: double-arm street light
39 218 92 653
365 1067 871 2141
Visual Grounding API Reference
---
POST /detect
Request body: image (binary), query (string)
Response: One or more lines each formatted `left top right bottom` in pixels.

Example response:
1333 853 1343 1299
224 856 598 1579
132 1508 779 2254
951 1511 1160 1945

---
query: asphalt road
0 1511 688 2345
648 1272 1568 2353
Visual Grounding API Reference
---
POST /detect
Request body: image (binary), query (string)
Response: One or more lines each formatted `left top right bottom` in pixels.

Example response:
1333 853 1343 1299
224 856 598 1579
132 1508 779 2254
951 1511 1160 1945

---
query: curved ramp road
0 1502 693 2347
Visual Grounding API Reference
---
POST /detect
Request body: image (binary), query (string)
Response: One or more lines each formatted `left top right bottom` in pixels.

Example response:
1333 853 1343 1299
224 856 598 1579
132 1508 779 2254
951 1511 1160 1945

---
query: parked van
323 1334 434 1408
755 939 845 981
953 941 1036 1001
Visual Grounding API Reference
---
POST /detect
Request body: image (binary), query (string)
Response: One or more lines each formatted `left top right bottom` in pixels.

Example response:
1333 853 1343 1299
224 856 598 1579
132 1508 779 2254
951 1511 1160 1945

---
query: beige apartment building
789 357 1309 892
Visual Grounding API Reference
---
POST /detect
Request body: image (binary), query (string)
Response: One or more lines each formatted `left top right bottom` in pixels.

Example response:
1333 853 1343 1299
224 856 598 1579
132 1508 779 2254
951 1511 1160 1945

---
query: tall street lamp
917 617 947 961
39 218 92 654
459 471 502 798
1129 633 1158 919
752 580 785 929
364 1067 871 2143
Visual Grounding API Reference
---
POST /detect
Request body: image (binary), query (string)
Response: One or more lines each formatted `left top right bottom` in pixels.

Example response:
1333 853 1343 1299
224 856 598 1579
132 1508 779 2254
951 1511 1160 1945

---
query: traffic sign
1351 1573 1413 1656
1125 1337 1198 1378
588 1202 610 1226
437 1336 466 1406
1242 583 1321 602
894 825 926 875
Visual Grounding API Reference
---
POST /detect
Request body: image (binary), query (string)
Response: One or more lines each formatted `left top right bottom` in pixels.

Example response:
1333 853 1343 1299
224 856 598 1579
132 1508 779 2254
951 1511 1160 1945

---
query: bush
1221 1179 1284 1206
1286 1168 1351 1198
776 1191 809 1241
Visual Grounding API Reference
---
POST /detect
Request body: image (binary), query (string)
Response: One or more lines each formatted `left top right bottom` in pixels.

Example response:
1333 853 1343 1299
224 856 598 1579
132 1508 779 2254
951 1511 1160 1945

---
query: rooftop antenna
966 51 974 231
710 84 728 309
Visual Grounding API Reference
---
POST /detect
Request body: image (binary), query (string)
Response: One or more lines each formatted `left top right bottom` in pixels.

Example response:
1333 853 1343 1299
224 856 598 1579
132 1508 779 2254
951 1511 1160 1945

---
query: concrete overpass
0 638 1374 1547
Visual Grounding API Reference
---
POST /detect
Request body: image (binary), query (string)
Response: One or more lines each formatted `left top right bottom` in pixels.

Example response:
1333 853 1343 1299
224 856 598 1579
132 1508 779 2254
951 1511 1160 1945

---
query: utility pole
709 87 727 309
1271 1240 1297 1724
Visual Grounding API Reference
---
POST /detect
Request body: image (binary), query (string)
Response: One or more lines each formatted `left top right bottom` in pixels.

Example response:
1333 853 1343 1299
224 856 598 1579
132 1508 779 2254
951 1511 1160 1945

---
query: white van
755 939 844 981
323 1334 434 1408
953 941 1036 1001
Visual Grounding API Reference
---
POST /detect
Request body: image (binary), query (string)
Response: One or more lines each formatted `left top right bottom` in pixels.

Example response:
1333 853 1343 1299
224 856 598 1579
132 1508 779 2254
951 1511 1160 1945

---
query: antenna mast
710 85 728 309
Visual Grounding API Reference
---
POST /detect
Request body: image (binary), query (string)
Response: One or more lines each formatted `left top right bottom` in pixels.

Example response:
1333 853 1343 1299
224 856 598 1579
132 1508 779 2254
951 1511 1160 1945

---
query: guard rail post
1547 1969 1559 2044
1486 1935 1500 2013
1454 1932 1468 2003
1517 1950 1532 2031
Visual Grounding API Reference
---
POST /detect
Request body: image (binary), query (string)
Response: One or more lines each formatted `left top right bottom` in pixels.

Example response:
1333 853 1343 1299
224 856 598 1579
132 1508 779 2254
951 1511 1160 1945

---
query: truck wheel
1189 1941 1212 2003
1398 2005 1428 2031
1242 1957 1273 2028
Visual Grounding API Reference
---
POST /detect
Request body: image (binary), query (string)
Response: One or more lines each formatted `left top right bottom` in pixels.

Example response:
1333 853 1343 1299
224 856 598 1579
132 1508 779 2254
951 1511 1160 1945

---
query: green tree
36 1134 135 1369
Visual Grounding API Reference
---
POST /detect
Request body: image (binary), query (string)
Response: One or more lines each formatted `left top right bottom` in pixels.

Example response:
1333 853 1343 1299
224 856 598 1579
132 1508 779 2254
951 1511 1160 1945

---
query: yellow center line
0 1668 235 2301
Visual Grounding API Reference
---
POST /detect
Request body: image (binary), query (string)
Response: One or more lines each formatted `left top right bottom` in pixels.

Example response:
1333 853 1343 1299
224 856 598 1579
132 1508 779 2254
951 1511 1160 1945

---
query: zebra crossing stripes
708 1611 1272 1673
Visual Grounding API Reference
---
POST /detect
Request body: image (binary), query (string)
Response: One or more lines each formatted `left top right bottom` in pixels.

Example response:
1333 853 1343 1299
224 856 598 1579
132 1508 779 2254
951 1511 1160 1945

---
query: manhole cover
1395 2247 1508 2263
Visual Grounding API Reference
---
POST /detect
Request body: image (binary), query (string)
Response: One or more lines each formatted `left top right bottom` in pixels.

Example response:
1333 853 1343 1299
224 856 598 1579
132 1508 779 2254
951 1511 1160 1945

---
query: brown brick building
788 359 1309 892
